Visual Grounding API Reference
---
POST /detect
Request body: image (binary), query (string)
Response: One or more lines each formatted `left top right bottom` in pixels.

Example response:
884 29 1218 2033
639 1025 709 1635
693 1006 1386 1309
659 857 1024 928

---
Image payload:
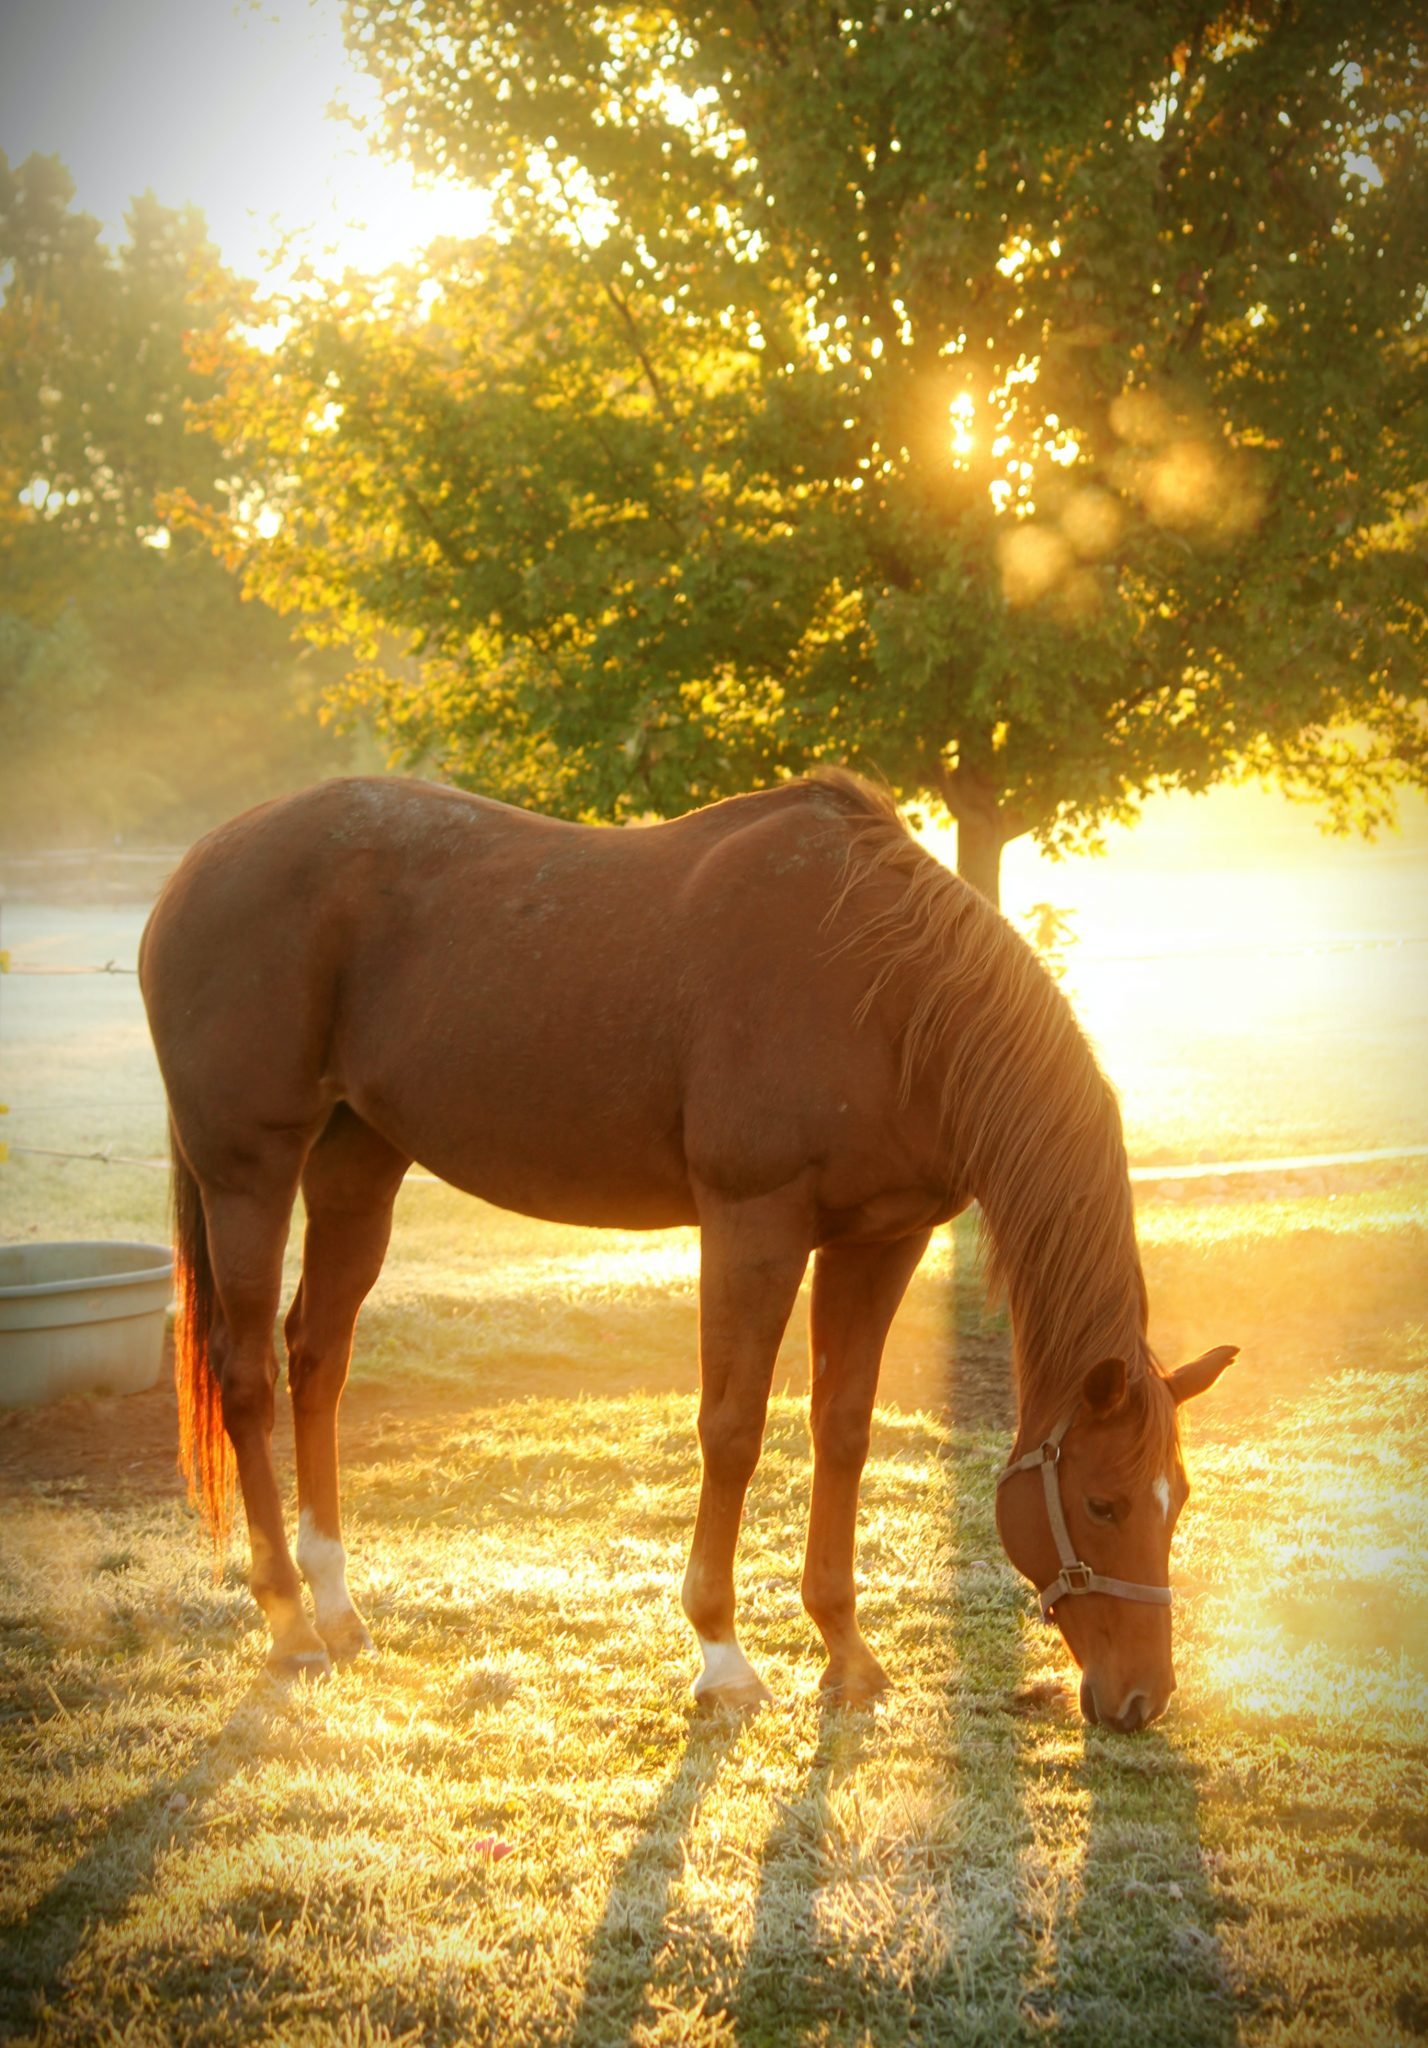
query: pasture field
2 826 1426 2047
1 1150 1426 2046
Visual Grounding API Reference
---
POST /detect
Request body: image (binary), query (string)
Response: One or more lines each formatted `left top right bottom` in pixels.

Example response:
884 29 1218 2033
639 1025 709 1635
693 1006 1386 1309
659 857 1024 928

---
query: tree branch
745 0 789 67
599 274 678 428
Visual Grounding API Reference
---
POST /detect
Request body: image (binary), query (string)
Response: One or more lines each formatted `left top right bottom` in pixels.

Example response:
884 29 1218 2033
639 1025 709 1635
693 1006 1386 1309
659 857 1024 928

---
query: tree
0 155 354 848
199 2 1426 901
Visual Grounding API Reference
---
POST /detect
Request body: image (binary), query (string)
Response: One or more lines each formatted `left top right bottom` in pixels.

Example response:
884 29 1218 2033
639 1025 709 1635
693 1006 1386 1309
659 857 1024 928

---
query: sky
0 0 485 280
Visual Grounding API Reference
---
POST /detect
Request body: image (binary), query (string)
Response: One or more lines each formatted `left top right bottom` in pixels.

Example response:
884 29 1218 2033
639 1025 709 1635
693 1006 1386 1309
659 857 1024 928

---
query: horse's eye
1086 1497 1117 1524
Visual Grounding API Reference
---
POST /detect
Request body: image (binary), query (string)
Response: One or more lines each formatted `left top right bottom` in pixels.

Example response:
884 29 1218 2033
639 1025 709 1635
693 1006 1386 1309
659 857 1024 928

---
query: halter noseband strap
996 1407 1174 1624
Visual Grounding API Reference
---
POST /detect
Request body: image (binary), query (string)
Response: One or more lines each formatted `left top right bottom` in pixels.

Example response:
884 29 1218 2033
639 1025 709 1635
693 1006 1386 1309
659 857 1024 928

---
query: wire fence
4 960 137 976
9 1143 1428 1181
0 846 183 904
4 945 1426 1189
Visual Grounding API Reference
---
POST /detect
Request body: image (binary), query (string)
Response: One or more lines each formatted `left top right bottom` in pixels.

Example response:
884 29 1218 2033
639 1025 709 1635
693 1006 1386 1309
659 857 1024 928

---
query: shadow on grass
591 1252 1037 2046
940 1212 1242 2044
938 1213 1239 2043
726 1696 874 2038
946 1208 1014 1438
683 1225 1033 2043
0 1669 291 2037
561 1215 1239 2044
932 1300 1041 2045
567 1709 749 2048
708 1225 1023 2040
1042 1730 1242 2047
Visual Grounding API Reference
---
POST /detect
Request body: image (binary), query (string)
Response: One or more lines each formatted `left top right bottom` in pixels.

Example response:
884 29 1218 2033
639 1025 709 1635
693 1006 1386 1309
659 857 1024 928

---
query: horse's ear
1166 1345 1239 1406
1082 1356 1128 1416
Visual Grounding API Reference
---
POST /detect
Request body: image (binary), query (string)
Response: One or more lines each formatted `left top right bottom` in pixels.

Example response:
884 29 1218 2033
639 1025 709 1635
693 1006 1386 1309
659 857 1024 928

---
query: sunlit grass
1178 1358 1428 1729
1138 1181 1428 1247
3 1288 1426 2042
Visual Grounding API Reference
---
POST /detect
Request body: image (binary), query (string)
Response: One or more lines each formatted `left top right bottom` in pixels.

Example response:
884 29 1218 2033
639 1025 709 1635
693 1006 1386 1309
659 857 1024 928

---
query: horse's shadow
0 1668 295 2037
566 1232 1241 2044
1048 1729 1241 2044
564 1248 1016 2045
566 1704 751 2047
944 1215 1240 2043
567 1690 874 2048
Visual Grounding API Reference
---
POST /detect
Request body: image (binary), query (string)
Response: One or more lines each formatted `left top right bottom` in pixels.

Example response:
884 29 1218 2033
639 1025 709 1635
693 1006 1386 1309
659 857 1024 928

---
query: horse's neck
965 1112 1148 1444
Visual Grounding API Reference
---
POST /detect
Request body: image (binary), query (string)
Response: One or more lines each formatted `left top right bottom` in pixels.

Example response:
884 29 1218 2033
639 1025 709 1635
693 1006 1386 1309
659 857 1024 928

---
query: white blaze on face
297 1508 355 1628
1152 1475 1172 1523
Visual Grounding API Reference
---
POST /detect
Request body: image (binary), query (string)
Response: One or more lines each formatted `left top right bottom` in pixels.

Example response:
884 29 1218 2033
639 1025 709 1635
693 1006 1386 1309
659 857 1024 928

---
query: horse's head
995 1344 1237 1731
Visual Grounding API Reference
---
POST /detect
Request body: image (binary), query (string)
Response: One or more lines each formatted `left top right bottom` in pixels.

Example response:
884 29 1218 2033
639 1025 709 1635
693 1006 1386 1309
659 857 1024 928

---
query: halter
996 1406 1174 1624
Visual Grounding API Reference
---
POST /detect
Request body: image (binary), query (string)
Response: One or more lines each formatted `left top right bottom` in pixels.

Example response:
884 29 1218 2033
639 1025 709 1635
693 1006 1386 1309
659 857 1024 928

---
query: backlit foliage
195 4 1427 895
0 156 354 848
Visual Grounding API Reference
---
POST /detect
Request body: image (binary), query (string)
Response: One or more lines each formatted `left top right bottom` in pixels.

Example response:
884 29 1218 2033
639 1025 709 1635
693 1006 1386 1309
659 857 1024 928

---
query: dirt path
0 1345 473 1510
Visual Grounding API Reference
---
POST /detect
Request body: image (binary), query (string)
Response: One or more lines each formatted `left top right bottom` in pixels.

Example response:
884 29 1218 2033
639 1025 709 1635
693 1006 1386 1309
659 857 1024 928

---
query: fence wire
9 1138 1428 1187
4 953 1425 1187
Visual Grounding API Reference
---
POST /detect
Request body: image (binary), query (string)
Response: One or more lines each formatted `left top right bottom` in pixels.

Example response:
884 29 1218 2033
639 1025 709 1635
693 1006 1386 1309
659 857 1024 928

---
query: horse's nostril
1114 1690 1150 1733
1079 1676 1100 1725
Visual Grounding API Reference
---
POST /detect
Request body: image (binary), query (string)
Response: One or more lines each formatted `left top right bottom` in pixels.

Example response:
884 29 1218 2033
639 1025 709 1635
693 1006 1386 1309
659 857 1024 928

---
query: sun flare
949 391 976 462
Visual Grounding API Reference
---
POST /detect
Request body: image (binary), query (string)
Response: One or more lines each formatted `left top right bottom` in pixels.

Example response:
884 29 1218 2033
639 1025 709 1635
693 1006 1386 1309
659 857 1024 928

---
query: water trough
0 1241 174 1407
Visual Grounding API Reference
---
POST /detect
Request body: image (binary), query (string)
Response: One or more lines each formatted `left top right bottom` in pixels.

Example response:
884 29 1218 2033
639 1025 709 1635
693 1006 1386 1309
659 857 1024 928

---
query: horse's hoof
818 1664 891 1710
694 1676 772 1717
320 1617 376 1664
266 1647 332 1683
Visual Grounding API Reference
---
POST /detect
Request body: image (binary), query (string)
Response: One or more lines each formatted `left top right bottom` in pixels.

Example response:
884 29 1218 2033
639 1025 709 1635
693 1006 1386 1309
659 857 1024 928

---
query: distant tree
0 155 352 849
198 2 1425 901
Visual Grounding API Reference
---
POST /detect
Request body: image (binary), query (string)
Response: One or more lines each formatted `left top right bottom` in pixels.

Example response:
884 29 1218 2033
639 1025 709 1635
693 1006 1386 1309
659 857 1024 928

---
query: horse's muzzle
1079 1676 1171 1732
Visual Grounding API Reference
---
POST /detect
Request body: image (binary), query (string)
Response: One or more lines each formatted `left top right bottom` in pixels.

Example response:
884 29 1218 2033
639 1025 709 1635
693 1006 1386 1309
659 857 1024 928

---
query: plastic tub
0 1241 174 1407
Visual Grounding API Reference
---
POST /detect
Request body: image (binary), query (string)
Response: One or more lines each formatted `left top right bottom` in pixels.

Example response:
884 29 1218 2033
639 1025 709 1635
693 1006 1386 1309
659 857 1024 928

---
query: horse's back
143 775 856 994
140 776 889 1226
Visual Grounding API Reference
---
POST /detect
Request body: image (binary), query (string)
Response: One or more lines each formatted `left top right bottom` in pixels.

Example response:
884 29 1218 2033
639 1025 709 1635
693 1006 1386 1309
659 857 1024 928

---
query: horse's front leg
682 1184 811 1711
803 1230 932 1705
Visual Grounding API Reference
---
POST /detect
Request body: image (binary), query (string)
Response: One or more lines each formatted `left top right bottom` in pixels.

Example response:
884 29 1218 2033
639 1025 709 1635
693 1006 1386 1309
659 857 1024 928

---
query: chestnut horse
139 771 1234 1730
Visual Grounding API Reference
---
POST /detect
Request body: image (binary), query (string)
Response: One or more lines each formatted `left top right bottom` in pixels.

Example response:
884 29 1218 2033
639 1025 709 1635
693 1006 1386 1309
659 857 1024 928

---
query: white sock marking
297 1508 354 1628
694 1636 760 1697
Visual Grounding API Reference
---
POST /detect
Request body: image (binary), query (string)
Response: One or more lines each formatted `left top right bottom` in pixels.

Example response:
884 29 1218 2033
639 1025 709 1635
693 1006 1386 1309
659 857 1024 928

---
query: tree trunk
931 759 1019 909
954 807 1005 909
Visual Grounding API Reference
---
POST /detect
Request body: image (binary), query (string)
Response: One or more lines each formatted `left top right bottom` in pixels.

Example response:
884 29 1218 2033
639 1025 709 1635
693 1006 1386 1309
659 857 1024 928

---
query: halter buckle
1039 1439 1060 1466
1062 1561 1094 1593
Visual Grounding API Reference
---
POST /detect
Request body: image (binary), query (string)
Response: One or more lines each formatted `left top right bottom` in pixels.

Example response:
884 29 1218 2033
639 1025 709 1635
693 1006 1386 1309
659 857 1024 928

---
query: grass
1 1170 1426 2043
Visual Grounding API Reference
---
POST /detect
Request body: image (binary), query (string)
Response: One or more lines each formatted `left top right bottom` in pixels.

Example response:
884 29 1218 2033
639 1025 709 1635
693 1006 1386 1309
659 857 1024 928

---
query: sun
949 391 976 462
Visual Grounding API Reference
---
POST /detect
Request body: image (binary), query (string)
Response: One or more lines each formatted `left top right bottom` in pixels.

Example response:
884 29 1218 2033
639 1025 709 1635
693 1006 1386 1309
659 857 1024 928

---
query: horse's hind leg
803 1230 931 1705
287 1107 410 1662
202 1166 331 1676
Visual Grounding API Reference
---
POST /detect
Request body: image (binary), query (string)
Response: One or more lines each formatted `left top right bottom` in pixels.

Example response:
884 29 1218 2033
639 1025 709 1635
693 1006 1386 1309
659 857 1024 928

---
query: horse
139 769 1235 1731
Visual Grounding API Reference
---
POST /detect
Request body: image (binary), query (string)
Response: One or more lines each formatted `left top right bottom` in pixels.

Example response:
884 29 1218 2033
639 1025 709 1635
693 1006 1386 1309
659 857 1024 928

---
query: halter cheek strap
996 1408 1174 1624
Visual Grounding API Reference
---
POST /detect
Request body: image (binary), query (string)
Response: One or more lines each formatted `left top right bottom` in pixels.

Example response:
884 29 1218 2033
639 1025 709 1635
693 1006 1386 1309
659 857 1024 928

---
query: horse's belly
416 1144 698 1230
349 1072 697 1230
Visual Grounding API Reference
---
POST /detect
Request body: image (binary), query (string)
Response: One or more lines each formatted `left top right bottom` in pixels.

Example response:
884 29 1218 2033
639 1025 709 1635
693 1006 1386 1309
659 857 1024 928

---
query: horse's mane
807 769 1176 1475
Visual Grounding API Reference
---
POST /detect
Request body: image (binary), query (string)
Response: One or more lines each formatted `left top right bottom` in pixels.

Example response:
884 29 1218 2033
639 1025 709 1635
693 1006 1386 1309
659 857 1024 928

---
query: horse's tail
170 1130 235 1559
